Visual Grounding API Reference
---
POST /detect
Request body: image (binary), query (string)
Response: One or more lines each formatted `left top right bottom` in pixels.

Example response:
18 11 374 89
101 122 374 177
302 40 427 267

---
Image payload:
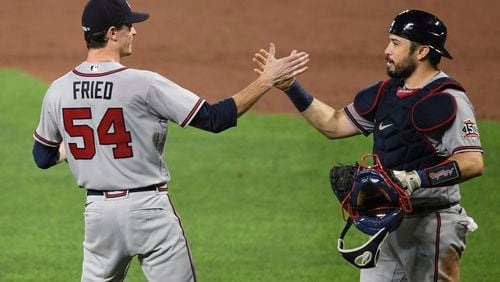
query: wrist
277 78 296 91
284 81 314 112
405 170 422 191
256 74 274 90
416 170 429 187
392 170 421 194
416 160 461 187
57 144 67 164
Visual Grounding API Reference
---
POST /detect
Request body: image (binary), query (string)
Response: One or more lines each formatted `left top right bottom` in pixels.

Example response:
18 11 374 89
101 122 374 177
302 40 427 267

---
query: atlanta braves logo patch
461 119 479 140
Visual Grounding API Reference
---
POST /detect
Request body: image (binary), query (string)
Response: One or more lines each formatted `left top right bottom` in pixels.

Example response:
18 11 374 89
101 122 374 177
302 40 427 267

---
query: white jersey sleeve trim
33 131 60 147
180 98 205 128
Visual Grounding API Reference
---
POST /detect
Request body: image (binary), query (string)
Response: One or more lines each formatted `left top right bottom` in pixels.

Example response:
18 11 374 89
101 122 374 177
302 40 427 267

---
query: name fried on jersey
73 81 114 100
35 61 206 189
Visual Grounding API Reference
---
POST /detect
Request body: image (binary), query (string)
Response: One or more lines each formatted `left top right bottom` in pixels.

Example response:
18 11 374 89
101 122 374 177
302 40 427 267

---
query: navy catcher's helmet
389 10 452 59
337 155 412 268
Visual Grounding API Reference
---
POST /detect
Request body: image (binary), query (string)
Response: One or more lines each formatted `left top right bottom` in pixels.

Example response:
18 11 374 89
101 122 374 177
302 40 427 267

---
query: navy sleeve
190 98 237 133
33 141 59 169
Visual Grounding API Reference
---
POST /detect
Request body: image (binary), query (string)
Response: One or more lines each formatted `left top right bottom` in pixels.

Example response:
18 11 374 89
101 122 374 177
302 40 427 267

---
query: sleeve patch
461 119 480 140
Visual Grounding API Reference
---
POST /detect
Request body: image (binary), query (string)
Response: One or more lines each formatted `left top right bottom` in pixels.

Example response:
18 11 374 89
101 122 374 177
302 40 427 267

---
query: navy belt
408 202 459 215
87 185 167 198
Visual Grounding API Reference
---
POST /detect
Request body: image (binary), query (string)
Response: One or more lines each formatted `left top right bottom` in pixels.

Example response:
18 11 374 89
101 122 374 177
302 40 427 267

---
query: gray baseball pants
81 189 196 282
360 204 477 282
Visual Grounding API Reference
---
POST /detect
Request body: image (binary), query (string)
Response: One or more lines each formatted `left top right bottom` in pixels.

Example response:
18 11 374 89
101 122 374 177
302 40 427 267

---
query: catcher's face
384 35 417 79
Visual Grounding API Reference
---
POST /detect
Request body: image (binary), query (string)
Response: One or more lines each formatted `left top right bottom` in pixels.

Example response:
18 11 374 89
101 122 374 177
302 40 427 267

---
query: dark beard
386 56 417 79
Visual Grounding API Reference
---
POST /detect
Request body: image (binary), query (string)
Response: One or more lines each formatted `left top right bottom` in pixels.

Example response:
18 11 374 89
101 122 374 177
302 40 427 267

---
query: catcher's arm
301 98 360 139
448 151 483 181
388 151 483 194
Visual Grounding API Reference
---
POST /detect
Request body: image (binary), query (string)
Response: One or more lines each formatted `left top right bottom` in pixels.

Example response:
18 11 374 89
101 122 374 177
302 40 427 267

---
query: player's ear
416 45 431 61
107 26 118 41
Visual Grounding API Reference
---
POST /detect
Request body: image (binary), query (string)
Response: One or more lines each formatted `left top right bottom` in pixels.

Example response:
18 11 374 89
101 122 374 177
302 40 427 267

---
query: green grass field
1 69 499 281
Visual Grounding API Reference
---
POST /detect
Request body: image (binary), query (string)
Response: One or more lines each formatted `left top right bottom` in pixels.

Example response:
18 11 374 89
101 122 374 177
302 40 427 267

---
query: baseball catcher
253 8 483 281
330 154 412 268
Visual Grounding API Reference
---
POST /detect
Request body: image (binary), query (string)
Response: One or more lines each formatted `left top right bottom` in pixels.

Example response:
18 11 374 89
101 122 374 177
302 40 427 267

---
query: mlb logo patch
89 65 100 72
461 119 479 140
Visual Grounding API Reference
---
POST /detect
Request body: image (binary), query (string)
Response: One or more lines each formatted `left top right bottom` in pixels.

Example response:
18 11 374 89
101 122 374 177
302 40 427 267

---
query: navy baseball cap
82 0 150 33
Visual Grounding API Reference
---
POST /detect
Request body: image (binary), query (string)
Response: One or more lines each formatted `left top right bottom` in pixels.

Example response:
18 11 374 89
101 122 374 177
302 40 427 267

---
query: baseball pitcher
32 0 309 281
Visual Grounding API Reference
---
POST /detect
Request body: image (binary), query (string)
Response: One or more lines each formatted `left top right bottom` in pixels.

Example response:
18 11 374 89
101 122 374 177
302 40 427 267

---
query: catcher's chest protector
356 77 464 171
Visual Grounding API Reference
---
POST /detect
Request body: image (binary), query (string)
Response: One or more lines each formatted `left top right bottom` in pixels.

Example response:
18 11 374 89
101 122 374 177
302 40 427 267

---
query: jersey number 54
63 108 133 159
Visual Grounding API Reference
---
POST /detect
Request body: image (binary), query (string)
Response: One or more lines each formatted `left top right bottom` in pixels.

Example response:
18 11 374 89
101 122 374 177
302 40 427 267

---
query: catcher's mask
337 155 412 268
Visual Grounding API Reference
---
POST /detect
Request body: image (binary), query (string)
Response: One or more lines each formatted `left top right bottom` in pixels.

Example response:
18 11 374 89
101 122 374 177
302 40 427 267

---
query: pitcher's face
117 24 136 57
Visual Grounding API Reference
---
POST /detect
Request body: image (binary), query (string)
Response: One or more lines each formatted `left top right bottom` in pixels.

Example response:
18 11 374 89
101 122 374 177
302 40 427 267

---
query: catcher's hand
329 163 359 203
385 169 421 195
253 43 309 88
253 48 298 91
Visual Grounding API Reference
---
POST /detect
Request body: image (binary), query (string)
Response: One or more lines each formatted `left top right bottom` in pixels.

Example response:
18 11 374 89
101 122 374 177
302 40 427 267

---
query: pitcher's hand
253 44 308 89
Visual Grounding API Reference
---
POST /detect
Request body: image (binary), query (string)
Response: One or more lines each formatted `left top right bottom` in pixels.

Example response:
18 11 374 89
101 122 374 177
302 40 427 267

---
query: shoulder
51 70 77 86
353 79 397 120
439 84 471 105
428 72 466 94
120 69 172 94
426 73 474 114
43 72 75 100
412 74 468 132
125 69 178 87
123 68 158 81
124 68 154 75
353 81 383 116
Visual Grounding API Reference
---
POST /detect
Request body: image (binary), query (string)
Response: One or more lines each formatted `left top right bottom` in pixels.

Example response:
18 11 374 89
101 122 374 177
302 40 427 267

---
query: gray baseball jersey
34 61 205 190
344 71 483 206
344 71 481 281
